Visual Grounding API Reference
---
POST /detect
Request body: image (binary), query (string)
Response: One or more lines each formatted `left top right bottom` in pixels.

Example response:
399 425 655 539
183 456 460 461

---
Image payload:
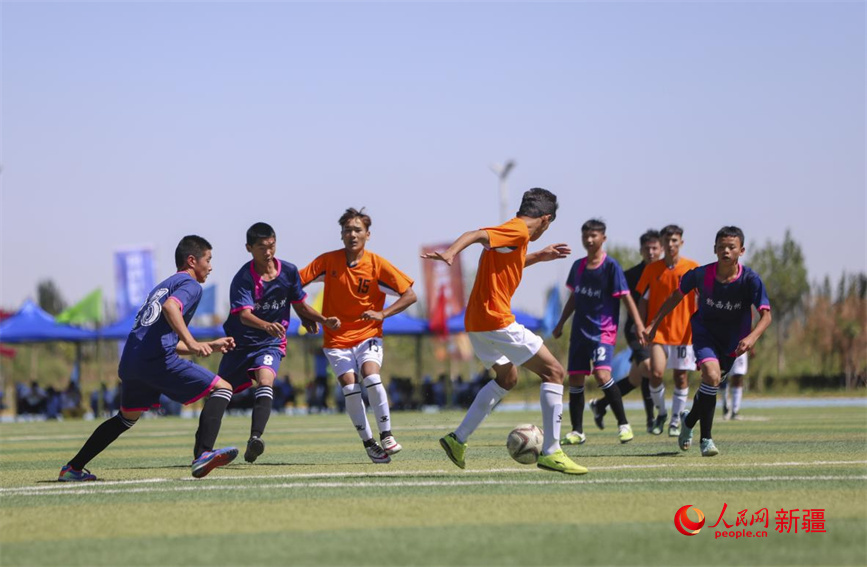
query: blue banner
114 248 156 319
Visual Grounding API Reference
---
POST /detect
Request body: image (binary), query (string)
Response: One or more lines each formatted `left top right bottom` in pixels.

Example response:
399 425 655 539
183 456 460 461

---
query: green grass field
2 405 866 567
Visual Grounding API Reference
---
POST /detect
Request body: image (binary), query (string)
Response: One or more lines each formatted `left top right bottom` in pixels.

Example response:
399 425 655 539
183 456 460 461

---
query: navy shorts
118 355 219 412
692 323 737 375
218 347 283 393
628 339 651 364
568 340 615 375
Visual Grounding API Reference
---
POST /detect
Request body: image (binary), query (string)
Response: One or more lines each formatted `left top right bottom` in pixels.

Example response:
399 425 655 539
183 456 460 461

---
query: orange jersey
465 218 530 332
636 257 699 345
299 250 414 349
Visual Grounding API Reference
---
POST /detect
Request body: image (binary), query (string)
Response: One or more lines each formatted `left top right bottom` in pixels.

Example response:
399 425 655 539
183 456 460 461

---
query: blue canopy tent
0 300 97 343
445 309 542 334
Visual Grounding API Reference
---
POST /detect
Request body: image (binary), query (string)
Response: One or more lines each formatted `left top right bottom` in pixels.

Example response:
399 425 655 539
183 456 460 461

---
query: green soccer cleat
700 438 719 457
536 449 588 475
561 431 586 445
668 422 681 438
618 424 634 444
677 411 693 451
439 432 467 469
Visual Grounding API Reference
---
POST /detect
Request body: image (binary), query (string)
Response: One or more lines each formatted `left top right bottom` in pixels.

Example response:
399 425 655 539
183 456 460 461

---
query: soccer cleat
381 435 402 455
650 414 667 436
668 422 681 438
439 432 467 469
589 399 606 430
192 447 239 478
561 431 586 445
700 438 719 457
646 418 655 434
731 412 742 421
58 465 97 482
244 436 265 463
536 449 589 475
618 424 634 444
365 442 392 464
677 411 693 451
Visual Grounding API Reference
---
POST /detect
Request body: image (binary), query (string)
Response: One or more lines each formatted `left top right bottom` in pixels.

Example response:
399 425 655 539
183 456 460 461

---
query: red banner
420 243 465 336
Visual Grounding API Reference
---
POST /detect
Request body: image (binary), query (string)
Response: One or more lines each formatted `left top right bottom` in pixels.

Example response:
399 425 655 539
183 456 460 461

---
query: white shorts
468 322 544 369
661 344 696 371
729 353 748 376
323 337 384 378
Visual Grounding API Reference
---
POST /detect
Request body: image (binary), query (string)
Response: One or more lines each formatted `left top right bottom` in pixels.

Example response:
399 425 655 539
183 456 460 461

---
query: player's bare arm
239 308 286 339
209 337 235 354
361 287 417 322
622 294 647 346
552 292 577 339
420 230 490 265
643 289 685 344
292 301 341 331
525 243 571 267
163 299 212 357
735 308 772 356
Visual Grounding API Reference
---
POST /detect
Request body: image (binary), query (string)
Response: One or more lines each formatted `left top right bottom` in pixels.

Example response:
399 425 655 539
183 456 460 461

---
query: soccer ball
506 424 544 464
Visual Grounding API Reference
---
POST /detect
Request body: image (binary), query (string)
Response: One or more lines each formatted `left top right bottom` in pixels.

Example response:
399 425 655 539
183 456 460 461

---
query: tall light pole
490 160 516 223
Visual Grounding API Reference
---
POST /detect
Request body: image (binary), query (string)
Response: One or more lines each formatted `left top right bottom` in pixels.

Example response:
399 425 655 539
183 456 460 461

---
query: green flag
57 288 103 325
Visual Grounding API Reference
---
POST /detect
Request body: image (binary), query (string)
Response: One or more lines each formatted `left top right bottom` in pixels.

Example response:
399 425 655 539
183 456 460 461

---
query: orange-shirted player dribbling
422 188 588 475
636 224 699 437
299 208 417 464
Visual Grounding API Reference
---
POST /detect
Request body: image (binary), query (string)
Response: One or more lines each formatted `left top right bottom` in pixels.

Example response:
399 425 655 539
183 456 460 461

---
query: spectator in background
62 381 85 419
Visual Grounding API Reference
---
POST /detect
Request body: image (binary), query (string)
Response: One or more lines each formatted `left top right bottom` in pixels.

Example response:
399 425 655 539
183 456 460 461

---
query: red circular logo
674 505 706 536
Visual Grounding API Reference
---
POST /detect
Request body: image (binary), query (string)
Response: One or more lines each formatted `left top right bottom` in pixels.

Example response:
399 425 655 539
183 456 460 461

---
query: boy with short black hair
553 219 645 445
644 226 771 456
590 229 661 433
60 235 239 481
219 222 335 463
300 208 417 464
636 224 699 436
423 188 587 475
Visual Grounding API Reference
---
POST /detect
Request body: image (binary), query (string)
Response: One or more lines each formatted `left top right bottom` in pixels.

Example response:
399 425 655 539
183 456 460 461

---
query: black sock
641 378 654 423
618 380 636 397
251 385 274 438
194 389 232 459
68 413 136 470
602 380 628 426
698 384 718 440
568 386 584 433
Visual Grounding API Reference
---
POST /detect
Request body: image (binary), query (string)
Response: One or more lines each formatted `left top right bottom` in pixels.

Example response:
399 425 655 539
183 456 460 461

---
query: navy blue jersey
566 254 629 345
679 263 771 354
623 261 647 342
222 259 306 352
123 272 202 362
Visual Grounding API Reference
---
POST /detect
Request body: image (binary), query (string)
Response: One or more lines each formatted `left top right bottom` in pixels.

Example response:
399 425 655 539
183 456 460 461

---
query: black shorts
628 340 651 364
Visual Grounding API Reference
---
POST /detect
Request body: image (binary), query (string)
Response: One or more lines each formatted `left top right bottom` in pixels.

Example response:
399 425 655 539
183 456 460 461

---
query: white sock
671 387 689 423
650 384 667 416
342 384 372 441
540 382 564 455
732 386 743 413
362 374 391 434
454 380 508 443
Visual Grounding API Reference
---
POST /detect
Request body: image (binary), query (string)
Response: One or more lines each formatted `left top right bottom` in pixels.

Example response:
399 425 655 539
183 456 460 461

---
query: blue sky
1 1 864 318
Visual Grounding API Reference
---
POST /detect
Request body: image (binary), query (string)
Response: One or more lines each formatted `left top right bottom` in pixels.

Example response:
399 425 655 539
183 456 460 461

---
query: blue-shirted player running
553 219 645 445
59 236 239 481
644 226 772 456
219 222 337 463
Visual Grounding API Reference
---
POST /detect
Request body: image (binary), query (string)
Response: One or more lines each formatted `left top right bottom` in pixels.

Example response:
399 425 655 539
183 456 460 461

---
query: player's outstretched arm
643 289 684 344
622 295 647 345
735 308 772 356
163 300 212 357
525 243 571 267
552 292 577 339
420 230 489 266
209 337 236 354
292 301 340 332
238 309 286 338
362 287 418 322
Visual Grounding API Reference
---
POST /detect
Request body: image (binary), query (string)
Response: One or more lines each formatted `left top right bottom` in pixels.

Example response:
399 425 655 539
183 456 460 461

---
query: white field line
2 460 866 495
3 475 866 498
